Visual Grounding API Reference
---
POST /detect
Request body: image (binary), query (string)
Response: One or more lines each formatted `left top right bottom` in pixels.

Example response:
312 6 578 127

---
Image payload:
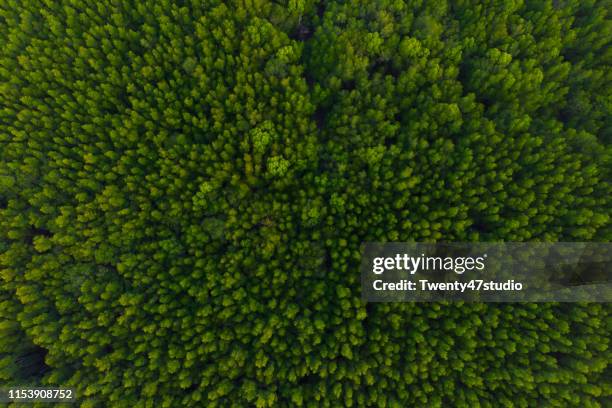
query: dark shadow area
25 226 52 245
15 345 51 380
313 105 327 131
340 79 356 92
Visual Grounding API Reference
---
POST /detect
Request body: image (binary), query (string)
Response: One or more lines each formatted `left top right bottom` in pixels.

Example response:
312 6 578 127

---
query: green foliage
0 0 610 407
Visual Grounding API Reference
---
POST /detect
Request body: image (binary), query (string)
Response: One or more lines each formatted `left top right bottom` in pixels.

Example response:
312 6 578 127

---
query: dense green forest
0 0 610 406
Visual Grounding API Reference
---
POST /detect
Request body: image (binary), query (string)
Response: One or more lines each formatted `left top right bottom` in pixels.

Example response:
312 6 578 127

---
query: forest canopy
0 0 610 407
